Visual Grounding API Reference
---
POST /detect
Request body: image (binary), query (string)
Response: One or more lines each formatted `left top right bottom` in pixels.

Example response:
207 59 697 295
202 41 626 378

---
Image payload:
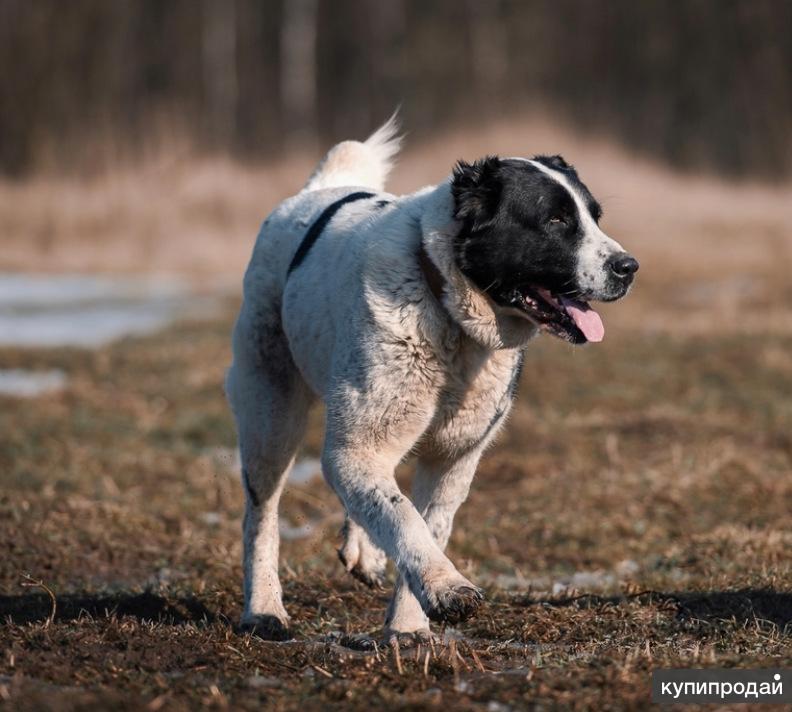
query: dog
226 116 638 643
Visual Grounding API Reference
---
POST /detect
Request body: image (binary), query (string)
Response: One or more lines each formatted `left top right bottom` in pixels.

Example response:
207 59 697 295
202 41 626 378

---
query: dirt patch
1 306 790 709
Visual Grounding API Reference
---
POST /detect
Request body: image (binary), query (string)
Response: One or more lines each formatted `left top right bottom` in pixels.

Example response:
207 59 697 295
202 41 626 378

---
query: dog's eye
549 216 566 226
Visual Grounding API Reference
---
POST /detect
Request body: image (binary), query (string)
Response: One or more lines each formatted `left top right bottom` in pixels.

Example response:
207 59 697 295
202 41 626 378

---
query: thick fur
303 112 401 193
226 118 637 641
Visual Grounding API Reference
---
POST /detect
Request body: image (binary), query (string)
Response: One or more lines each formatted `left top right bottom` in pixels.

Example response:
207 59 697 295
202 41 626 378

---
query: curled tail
302 112 402 193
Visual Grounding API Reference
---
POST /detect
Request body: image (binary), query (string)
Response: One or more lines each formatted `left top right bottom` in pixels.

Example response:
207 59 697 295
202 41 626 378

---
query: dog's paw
239 614 292 641
425 583 484 625
337 520 387 588
339 554 386 588
350 564 385 589
384 628 437 649
338 632 380 651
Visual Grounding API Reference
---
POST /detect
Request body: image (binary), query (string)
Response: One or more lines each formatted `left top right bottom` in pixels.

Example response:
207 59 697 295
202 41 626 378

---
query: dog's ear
534 154 573 171
451 156 502 226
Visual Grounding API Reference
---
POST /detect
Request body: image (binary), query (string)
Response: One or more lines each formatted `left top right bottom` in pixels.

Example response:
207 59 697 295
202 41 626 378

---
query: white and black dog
226 117 638 643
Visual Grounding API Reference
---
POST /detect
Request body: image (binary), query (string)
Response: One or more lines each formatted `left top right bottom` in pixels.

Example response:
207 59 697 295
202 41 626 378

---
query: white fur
303 111 401 192
227 119 529 639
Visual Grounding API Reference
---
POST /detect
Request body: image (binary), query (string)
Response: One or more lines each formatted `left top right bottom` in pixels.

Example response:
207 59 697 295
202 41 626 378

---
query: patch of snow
0 273 218 348
209 448 322 487
209 447 240 473
247 675 282 688
0 369 66 397
289 457 322 484
278 517 316 540
199 512 223 526
487 559 641 595
0 273 185 307
487 702 512 712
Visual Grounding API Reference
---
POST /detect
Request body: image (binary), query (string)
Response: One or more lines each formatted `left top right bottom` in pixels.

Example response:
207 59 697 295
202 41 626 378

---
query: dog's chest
426 342 522 455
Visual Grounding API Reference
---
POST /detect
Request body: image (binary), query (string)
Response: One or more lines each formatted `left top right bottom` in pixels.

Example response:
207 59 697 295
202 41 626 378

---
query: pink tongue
559 297 605 342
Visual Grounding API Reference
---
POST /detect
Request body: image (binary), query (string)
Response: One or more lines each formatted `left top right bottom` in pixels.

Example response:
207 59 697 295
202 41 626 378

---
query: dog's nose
608 253 639 278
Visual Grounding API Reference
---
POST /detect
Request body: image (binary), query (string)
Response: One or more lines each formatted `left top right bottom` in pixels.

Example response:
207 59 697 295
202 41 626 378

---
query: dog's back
240 112 401 291
228 116 404 403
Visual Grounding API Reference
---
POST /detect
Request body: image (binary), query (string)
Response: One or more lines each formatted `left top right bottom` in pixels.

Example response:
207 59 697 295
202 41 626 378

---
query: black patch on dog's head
450 156 503 226
450 156 600 302
532 155 602 221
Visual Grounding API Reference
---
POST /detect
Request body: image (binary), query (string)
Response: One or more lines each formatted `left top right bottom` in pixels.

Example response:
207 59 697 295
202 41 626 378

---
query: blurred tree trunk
202 0 238 149
364 0 405 128
465 0 507 109
280 0 318 148
1 0 791 178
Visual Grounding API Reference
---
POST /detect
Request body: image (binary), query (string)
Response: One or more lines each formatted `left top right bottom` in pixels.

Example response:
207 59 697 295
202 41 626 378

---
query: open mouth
503 287 605 344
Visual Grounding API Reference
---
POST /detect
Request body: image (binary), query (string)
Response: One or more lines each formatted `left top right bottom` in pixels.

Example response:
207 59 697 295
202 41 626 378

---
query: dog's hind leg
338 516 387 588
384 447 485 643
226 308 313 640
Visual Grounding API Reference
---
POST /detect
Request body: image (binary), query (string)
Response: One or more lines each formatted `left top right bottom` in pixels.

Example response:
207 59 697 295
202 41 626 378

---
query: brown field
1 117 792 710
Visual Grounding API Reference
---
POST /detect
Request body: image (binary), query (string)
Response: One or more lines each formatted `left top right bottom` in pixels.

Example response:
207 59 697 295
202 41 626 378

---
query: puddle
0 273 217 348
0 369 67 397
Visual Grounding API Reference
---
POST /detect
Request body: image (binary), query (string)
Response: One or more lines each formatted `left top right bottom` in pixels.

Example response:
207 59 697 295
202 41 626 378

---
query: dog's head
450 155 638 344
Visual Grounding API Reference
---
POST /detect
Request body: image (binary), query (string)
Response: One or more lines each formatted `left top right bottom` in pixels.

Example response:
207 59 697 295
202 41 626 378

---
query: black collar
418 242 445 302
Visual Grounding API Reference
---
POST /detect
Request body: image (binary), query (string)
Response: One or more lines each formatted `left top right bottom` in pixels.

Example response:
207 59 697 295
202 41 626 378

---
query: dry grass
2 113 791 288
1 117 792 709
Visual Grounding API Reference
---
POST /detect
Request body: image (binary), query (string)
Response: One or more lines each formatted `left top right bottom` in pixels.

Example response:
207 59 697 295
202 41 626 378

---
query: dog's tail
302 111 402 193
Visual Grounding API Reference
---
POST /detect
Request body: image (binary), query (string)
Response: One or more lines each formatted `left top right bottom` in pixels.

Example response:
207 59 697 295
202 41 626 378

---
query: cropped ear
450 156 502 226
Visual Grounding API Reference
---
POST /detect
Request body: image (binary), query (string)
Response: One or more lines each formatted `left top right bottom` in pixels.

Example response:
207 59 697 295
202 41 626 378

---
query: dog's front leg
322 439 483 626
384 446 485 642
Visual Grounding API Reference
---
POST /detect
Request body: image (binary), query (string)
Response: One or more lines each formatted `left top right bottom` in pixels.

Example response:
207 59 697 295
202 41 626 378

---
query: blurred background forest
2 0 792 179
